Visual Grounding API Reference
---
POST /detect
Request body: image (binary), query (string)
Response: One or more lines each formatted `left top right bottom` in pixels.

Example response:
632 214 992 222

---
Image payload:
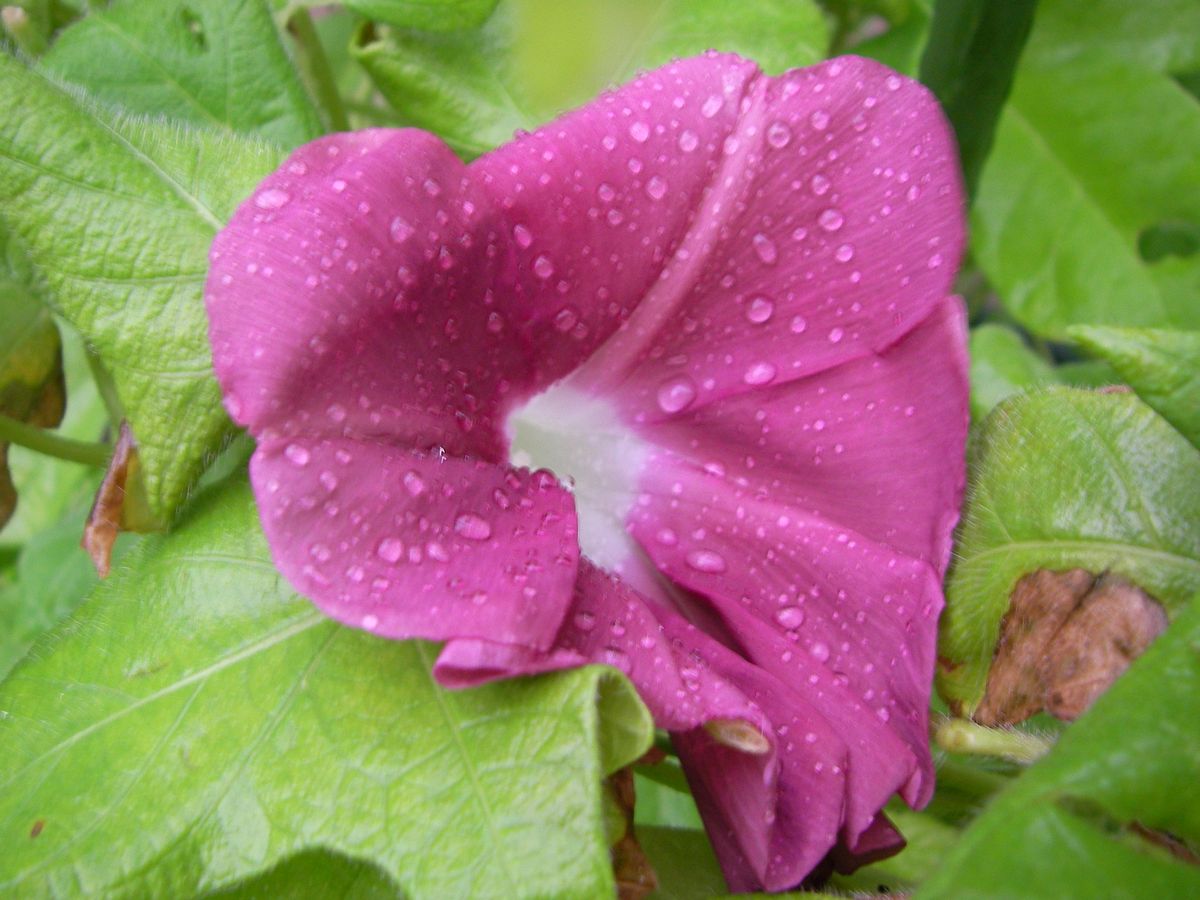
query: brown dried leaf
607 768 658 900
976 569 1168 726
81 422 157 576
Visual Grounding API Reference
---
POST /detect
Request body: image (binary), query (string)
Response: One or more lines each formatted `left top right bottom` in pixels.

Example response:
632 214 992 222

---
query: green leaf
41 0 322 148
967 323 1057 421
0 505 123 680
1069 326 1200 448
209 849 397 898
626 0 830 78
0 54 281 523
0 476 652 897
320 0 498 31
354 7 532 160
0 226 64 532
920 594 1200 897
939 388 1200 714
917 0 1037 194
641 827 726 899
358 0 830 161
972 0 1200 337
853 0 932 77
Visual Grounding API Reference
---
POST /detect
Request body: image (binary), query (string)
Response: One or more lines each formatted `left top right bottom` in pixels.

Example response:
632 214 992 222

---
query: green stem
935 717 1053 765
0 413 111 467
290 8 350 133
84 345 125 430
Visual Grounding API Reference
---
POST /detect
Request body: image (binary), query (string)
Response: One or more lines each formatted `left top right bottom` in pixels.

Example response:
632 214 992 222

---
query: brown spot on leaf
30 819 44 838
976 570 1168 726
608 768 658 900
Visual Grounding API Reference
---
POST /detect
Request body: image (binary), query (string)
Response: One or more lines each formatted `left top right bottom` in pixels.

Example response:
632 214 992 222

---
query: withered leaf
0 235 65 531
976 570 1168 726
82 422 155 576
607 767 658 900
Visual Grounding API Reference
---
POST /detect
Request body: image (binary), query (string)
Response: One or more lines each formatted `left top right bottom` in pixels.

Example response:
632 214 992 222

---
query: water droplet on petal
810 109 830 130
390 217 414 243
656 376 697 414
512 223 533 248
454 513 492 541
574 611 596 632
403 470 426 496
686 549 727 573
835 243 855 263
775 606 805 628
745 295 775 324
377 537 404 563
743 361 777 385
810 642 830 662
701 95 724 118
254 187 290 210
361 614 379 630
828 327 845 343
629 121 650 142
645 175 667 200
790 315 808 334
533 255 555 279
819 209 844 232
678 130 699 152
752 233 778 264
766 120 792 148
284 444 310 466
810 174 830 196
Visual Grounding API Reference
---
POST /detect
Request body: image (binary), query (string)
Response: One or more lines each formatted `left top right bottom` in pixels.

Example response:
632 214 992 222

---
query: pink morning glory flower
205 53 967 892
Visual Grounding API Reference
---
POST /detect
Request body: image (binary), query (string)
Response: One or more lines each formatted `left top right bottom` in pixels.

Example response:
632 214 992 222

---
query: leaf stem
0 413 111 467
934 717 1053 765
289 7 350 133
84 345 125 430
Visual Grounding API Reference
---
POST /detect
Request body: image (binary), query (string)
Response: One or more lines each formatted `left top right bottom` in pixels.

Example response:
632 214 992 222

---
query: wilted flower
206 53 967 891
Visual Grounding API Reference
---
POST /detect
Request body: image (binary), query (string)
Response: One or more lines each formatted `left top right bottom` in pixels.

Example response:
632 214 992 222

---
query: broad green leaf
939 388 1200 714
1069 326 1200 448
917 0 1037 194
291 0 497 31
0 476 652 897
854 0 932 76
354 6 532 160
972 0 1200 337
0 54 281 523
41 0 322 148
967 323 1056 421
210 849 397 898
358 0 829 161
0 505 124 680
0 226 64 532
920 594 1200 897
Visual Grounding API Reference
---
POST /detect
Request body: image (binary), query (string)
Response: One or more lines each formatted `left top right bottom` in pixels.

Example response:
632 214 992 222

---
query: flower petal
207 129 531 461
252 435 578 647
476 54 962 417
620 301 969 814
472 53 760 390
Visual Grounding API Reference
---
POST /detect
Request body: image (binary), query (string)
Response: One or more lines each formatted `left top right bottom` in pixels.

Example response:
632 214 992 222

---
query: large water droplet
656 375 697 414
686 549 727 573
512 223 533 248
678 130 699 152
629 121 650 142
533 255 555 280
835 243 855 263
454 513 493 541
819 209 844 232
254 187 290 210
766 120 792 148
810 174 830 196
745 295 775 324
775 606 805 628
377 537 404 563
284 444 310 466
743 361 777 385
810 109 830 130
645 175 667 200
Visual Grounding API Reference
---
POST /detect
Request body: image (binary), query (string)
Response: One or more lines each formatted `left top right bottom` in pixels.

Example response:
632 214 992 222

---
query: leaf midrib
959 537 1200 578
